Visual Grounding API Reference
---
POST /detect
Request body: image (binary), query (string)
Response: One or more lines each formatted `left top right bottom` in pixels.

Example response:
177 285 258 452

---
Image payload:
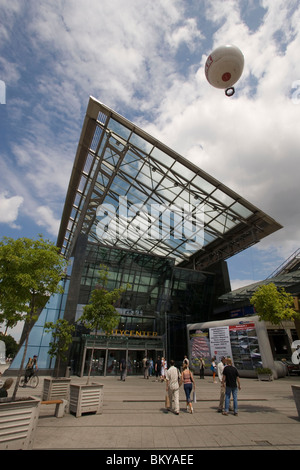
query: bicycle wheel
19 375 26 387
30 375 39 388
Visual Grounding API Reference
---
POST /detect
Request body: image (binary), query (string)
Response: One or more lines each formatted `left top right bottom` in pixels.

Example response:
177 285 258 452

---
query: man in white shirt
217 356 227 412
166 360 181 414
217 356 233 412
183 355 189 367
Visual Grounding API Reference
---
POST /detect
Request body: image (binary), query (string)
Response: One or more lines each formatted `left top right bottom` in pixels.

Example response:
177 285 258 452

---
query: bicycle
19 371 39 388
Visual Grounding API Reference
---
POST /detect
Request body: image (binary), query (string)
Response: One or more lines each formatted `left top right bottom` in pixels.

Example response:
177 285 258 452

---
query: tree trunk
12 294 35 400
12 325 30 400
86 330 97 385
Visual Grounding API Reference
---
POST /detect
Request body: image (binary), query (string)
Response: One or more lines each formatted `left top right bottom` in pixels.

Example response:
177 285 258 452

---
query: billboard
188 318 263 373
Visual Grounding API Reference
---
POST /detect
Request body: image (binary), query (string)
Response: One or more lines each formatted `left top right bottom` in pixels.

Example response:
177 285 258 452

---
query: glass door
106 350 125 376
127 350 145 375
84 349 106 376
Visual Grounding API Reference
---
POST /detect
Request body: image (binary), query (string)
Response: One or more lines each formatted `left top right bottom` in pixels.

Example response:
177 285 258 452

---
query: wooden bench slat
41 400 63 405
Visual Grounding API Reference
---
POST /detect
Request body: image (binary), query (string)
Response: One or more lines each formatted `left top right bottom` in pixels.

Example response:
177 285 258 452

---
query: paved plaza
2 364 300 452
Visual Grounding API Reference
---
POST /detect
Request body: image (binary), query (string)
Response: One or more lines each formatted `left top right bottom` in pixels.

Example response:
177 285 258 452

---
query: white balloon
205 45 244 91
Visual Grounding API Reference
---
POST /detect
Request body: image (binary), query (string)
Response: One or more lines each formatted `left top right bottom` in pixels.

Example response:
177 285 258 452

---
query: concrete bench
40 399 68 418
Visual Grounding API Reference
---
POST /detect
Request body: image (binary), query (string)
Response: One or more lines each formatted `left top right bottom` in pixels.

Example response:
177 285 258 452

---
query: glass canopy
57 97 282 268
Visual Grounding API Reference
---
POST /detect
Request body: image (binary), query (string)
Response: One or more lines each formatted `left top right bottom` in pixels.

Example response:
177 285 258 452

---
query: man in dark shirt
155 357 161 381
120 358 127 381
221 358 241 416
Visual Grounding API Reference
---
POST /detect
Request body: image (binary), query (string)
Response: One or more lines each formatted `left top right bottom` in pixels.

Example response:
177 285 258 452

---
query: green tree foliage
0 333 18 358
250 282 298 325
45 319 75 377
78 265 126 383
0 235 67 399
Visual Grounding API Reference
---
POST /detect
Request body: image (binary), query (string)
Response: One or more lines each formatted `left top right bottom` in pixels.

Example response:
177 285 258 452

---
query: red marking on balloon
222 72 231 82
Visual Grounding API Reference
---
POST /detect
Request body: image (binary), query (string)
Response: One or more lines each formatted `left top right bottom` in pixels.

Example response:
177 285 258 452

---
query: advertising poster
228 322 261 370
189 329 210 370
189 321 262 371
209 326 232 363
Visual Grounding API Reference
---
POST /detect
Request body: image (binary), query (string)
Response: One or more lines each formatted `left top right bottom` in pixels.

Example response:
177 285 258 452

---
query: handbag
193 391 197 403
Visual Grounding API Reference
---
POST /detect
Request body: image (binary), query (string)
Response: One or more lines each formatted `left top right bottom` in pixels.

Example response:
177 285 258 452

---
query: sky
1 0 300 338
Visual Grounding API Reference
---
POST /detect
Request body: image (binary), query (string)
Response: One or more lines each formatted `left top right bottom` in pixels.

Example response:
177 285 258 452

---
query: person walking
182 355 189 367
120 357 127 381
210 356 217 383
143 356 149 379
199 357 205 379
155 357 161 381
149 358 154 377
217 356 227 412
166 360 181 415
181 363 195 413
222 358 241 416
160 357 167 381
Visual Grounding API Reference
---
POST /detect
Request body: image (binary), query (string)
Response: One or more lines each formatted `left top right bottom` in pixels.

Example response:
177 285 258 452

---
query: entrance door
147 350 162 377
128 350 144 375
106 350 126 376
84 349 106 376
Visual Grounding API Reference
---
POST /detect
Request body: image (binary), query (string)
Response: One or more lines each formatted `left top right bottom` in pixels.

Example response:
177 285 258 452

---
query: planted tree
0 236 67 399
250 283 300 344
45 319 75 377
251 283 297 324
78 265 126 384
0 306 23 336
0 333 19 359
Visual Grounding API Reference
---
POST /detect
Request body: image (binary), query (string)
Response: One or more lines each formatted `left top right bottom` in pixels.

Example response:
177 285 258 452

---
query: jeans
224 386 238 413
184 383 193 403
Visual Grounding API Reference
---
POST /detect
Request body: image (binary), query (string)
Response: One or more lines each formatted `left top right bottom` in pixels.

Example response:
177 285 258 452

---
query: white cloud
0 192 23 228
142 1 300 267
166 17 204 51
36 206 61 237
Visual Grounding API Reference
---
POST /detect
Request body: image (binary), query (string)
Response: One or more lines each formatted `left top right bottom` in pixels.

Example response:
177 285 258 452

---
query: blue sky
1 0 300 308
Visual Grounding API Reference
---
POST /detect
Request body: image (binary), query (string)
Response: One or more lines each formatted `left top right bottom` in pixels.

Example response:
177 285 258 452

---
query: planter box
69 383 104 418
291 385 300 419
0 396 40 450
42 378 71 401
257 374 273 381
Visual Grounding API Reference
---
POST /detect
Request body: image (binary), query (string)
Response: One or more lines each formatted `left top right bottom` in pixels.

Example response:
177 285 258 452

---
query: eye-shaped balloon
205 45 244 96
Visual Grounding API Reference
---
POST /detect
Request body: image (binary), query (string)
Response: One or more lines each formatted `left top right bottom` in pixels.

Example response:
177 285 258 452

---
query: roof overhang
57 97 282 269
219 269 300 304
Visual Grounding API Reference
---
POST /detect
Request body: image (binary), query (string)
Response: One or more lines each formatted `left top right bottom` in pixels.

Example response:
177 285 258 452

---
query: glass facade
68 243 215 376
9 277 70 370
58 99 281 273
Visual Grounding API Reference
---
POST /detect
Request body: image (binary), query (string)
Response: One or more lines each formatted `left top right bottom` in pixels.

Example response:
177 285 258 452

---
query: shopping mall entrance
81 347 163 377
